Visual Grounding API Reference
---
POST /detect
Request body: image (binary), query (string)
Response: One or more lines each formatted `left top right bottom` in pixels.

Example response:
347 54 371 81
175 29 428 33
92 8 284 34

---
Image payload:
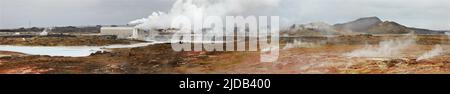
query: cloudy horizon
1 0 449 30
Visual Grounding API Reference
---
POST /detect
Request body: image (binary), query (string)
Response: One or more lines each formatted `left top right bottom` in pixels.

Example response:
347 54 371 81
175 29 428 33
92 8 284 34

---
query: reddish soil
1 35 450 74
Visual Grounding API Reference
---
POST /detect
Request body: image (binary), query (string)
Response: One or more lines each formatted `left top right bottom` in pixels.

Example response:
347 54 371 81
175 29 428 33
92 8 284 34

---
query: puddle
0 42 158 57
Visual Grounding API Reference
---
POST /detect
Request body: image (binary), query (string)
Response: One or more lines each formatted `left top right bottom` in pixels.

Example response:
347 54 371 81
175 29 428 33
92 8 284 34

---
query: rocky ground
173 35 450 74
1 35 450 74
0 44 176 74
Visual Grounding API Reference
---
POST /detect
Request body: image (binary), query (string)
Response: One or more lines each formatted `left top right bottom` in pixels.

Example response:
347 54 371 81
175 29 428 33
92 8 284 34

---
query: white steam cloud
283 40 321 49
129 0 281 30
417 45 444 61
345 38 416 58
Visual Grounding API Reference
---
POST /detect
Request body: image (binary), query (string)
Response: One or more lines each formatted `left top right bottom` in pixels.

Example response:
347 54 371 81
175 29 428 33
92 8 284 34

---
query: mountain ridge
285 16 448 36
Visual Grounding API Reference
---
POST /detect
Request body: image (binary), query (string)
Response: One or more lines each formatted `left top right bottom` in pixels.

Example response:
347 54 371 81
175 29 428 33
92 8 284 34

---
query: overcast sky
1 0 449 30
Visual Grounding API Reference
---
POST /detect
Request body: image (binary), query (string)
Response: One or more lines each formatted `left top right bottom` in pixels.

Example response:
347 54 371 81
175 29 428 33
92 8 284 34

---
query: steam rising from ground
345 34 447 60
129 0 281 30
283 40 321 49
417 45 444 61
345 38 416 58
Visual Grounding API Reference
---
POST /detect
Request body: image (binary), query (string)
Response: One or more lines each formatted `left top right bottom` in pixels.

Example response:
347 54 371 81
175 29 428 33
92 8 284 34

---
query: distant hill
408 27 447 35
334 17 383 33
285 17 449 36
334 17 410 34
0 26 102 34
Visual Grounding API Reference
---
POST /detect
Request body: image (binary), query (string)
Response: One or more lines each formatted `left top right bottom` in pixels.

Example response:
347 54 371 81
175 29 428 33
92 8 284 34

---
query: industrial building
100 27 149 40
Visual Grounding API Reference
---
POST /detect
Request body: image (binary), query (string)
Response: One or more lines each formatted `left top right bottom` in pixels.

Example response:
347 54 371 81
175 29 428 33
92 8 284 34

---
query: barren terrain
0 34 449 74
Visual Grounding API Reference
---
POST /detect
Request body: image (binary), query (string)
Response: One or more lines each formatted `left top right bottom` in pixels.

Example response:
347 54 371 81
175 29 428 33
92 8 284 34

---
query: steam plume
417 45 444 61
345 38 416 58
129 0 281 30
